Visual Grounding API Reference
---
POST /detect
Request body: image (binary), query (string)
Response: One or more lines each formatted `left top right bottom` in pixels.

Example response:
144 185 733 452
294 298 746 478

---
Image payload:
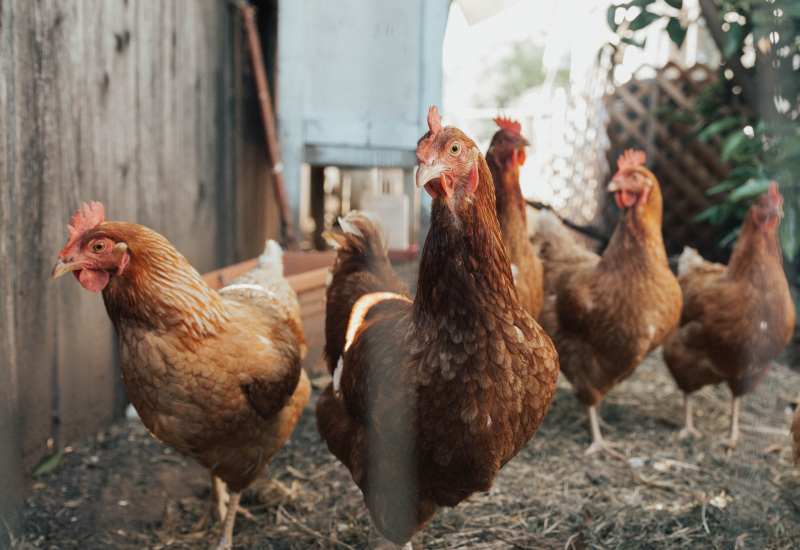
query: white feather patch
344 292 412 353
333 357 344 398
338 215 363 238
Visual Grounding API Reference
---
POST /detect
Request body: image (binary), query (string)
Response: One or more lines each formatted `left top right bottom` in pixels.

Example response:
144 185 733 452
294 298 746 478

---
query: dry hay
19 350 800 550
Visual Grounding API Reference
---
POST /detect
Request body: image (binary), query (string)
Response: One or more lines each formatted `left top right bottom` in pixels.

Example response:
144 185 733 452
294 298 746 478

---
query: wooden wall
0 1 279 544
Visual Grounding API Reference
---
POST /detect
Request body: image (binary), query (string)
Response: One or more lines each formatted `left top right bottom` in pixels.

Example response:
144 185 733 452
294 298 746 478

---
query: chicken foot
212 489 241 550
212 476 253 522
584 405 627 460
678 394 702 439
725 396 741 448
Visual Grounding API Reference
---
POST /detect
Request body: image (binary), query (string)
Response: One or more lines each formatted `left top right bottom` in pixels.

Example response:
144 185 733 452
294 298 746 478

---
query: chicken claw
678 395 702 439
213 476 253 522
585 406 627 461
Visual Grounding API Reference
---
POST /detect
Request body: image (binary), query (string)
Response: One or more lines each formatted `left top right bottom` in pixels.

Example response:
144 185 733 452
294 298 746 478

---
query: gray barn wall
0 1 278 544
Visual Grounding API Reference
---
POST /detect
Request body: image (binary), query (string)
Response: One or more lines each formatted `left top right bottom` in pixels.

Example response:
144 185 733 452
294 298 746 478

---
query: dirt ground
15 348 800 550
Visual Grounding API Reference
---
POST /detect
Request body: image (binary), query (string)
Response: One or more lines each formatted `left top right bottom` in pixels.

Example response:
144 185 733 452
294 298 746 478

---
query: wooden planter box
201 251 336 375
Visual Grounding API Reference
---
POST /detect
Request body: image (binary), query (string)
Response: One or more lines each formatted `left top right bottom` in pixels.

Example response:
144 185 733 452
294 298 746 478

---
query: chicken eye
450 142 461 155
92 241 107 253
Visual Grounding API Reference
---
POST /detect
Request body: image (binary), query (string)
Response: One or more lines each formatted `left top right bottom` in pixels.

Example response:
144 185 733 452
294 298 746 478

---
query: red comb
417 106 443 162
768 181 781 205
494 116 522 136
68 201 105 237
616 149 646 172
427 105 442 136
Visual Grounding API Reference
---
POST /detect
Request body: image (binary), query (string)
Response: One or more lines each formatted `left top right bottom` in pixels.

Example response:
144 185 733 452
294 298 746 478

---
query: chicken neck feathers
488 148 544 320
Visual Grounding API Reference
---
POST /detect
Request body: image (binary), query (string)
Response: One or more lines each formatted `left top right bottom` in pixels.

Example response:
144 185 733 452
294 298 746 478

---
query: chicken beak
415 161 447 189
52 257 80 279
517 136 530 148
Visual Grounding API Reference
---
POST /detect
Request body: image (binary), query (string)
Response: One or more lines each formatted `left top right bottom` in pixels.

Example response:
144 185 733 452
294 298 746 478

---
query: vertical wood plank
0 0 23 539
12 0 65 471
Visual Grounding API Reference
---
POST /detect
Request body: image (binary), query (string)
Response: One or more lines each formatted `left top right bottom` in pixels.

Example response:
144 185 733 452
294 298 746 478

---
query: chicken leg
212 490 241 550
213 476 253 523
678 394 702 439
727 396 741 447
584 406 626 460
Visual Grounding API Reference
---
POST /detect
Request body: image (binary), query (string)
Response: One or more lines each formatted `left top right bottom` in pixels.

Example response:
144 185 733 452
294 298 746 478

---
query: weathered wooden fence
0 2 282 545
604 62 730 262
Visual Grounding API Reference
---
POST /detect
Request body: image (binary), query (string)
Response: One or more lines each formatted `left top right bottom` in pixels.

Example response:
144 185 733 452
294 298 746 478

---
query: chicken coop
277 0 450 252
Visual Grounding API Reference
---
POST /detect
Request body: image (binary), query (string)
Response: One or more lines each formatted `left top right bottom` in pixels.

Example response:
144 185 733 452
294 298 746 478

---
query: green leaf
620 0 657 8
780 200 799 261
697 116 740 142
706 180 738 195
719 226 740 249
726 165 758 183
695 205 720 223
723 22 745 59
621 36 647 48
32 448 66 478
664 0 683 8
629 9 660 31
729 178 771 201
720 130 748 162
607 5 619 32
666 17 687 47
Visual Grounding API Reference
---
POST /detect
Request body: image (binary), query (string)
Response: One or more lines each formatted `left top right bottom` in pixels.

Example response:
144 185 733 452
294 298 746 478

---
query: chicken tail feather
676 246 702 275
533 209 593 263
327 211 389 260
254 240 285 276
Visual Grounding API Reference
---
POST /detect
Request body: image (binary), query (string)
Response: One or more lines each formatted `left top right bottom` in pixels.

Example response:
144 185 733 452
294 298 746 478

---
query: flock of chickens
51 105 796 549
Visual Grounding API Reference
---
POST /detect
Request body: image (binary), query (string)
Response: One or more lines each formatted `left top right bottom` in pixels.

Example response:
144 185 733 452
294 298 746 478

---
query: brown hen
535 150 682 455
486 116 544 320
315 106 559 546
663 182 795 445
52 203 310 550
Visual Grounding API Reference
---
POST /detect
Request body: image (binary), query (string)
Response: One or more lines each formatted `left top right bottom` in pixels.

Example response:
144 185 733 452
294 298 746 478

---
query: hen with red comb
485 116 542 320
663 182 795 446
52 202 310 550
317 106 558 545
534 148 681 456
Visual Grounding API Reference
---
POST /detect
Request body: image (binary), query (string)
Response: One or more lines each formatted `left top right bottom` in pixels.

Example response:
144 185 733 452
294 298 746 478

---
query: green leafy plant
603 0 800 279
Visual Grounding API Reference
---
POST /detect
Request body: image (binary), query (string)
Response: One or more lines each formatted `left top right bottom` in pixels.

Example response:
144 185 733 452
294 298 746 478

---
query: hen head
415 106 483 202
607 149 656 210
52 201 130 292
487 116 529 172
750 181 783 233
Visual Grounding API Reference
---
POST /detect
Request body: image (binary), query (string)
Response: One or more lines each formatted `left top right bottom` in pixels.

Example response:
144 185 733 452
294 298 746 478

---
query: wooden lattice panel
604 62 730 262
542 67 612 232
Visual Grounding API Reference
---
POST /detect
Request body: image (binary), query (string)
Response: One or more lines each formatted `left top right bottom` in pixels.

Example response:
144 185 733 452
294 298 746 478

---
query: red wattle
77 268 110 292
615 190 638 209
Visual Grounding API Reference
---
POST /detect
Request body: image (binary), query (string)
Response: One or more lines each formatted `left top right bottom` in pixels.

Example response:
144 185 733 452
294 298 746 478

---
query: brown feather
663 189 795 401
486 127 543 320
317 122 558 544
55 220 310 495
534 166 682 408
